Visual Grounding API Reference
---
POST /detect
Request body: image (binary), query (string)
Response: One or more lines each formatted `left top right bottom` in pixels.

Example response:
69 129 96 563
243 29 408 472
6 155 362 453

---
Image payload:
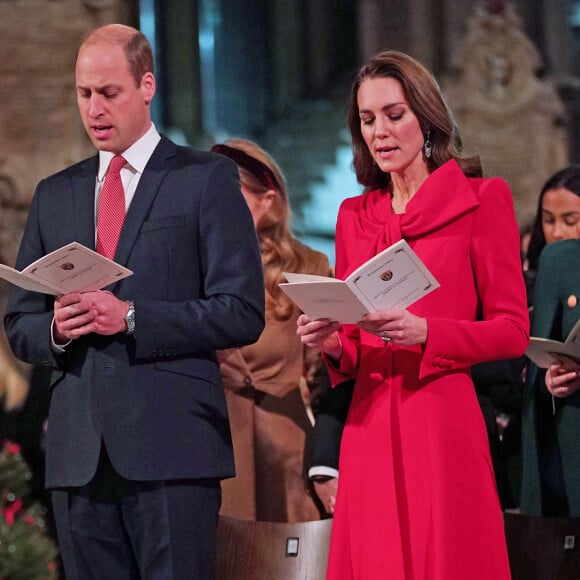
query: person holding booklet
4 24 264 580
518 165 580 517
520 238 580 516
296 50 529 579
280 238 439 324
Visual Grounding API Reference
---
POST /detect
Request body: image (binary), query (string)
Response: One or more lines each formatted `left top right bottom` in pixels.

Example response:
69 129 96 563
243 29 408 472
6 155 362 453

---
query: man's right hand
53 292 96 342
313 477 338 516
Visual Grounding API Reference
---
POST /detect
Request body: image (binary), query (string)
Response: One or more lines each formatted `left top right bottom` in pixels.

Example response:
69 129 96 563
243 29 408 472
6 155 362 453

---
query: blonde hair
223 139 308 320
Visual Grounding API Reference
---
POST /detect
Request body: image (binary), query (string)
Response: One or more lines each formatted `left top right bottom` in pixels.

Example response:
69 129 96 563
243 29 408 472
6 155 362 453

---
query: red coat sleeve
322 197 364 385
419 177 530 379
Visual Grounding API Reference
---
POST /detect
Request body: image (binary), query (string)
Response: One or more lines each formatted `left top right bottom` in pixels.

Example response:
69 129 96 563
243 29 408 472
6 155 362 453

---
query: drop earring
424 130 432 159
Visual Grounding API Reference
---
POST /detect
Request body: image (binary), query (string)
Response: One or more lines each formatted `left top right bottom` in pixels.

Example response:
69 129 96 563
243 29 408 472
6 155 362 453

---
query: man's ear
141 72 156 104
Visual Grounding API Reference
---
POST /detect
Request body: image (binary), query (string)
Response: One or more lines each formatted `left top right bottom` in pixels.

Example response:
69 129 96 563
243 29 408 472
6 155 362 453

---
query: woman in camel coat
212 139 330 522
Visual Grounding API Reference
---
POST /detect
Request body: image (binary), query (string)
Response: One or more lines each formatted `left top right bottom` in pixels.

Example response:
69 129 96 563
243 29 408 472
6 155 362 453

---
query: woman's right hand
296 314 342 360
545 357 580 398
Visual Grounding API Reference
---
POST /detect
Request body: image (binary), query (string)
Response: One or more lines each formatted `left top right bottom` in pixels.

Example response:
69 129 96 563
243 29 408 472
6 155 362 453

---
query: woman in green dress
520 239 580 515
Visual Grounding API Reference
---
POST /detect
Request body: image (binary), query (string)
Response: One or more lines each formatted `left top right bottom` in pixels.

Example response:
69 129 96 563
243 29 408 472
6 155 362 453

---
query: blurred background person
305 371 354 517
479 167 580 512
0 363 50 507
471 358 525 510
521 231 580 516
524 166 580 309
212 138 331 522
519 166 580 516
519 221 534 302
492 166 580 513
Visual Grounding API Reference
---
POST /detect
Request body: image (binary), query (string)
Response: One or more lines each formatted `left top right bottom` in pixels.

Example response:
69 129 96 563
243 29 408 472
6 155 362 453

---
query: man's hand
54 291 129 342
313 477 338 516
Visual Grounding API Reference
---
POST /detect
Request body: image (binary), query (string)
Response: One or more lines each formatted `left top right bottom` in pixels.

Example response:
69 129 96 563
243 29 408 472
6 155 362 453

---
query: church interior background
1 0 580 574
2 0 579 263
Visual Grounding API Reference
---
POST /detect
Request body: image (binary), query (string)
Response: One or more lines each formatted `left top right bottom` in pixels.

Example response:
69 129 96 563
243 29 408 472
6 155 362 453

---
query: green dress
520 239 580 516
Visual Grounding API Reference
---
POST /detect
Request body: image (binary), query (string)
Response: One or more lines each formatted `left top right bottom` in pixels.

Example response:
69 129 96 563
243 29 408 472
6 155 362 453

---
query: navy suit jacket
5 136 265 488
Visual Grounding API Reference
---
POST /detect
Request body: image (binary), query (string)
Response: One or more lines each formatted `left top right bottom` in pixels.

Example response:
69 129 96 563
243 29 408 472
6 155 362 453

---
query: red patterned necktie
96 155 127 259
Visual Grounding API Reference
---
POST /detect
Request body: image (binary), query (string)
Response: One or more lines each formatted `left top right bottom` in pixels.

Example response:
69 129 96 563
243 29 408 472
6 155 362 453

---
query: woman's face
541 187 580 244
240 182 275 229
357 76 426 178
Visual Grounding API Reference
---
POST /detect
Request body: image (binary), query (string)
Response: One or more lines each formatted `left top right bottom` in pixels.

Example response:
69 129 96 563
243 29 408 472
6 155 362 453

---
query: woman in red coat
297 50 529 579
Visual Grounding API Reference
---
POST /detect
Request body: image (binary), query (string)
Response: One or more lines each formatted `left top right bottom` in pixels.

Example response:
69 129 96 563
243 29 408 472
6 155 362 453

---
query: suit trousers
51 446 221 580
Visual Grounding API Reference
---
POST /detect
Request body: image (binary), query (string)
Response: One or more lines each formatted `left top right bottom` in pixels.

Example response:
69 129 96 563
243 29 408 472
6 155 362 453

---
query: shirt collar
97 123 161 180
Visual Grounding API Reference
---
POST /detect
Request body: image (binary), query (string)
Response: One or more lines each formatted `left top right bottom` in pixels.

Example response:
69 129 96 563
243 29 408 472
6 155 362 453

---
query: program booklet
525 318 580 368
0 242 133 295
279 239 440 324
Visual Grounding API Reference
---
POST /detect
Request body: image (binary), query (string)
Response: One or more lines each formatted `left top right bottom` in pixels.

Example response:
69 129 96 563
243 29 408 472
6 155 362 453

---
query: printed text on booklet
279 239 439 324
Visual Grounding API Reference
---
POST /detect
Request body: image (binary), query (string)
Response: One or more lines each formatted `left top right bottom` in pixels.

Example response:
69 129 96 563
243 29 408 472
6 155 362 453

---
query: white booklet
279 239 440 324
525 318 580 368
0 242 133 295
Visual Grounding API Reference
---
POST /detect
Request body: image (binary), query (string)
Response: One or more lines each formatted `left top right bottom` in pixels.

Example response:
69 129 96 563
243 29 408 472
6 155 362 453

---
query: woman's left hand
357 309 428 346
545 357 580 398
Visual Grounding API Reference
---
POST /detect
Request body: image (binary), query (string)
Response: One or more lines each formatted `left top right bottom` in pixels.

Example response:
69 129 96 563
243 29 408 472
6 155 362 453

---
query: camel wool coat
218 240 330 522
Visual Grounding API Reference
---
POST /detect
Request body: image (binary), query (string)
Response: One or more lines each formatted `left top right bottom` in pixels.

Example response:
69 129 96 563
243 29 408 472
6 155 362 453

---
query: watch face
125 302 135 334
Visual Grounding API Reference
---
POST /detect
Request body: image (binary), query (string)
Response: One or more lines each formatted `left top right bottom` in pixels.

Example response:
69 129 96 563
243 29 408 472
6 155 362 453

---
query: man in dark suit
306 368 353 517
4 23 265 580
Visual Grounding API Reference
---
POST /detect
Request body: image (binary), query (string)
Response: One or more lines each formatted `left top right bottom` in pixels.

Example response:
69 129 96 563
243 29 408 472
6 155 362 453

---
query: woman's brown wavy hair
347 50 482 191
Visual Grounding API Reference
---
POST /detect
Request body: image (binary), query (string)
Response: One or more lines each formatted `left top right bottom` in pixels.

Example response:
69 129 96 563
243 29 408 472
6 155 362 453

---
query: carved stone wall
0 0 131 266
443 3 569 226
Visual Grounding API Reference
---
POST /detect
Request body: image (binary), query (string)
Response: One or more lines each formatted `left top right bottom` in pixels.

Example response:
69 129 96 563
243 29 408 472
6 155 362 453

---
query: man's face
75 41 155 153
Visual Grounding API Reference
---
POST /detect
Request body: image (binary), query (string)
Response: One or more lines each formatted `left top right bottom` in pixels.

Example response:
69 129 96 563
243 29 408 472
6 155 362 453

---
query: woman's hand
545 357 580 398
357 308 428 346
296 314 342 360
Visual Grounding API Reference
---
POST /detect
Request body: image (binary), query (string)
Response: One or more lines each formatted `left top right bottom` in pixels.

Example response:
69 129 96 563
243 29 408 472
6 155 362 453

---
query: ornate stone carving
444 1 569 226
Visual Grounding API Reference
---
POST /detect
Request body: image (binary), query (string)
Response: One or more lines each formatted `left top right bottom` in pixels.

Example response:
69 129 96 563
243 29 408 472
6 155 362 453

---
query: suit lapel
72 156 99 250
114 137 177 266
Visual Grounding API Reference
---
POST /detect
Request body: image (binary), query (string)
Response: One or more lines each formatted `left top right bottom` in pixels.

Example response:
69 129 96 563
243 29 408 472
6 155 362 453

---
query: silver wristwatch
124 300 136 335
